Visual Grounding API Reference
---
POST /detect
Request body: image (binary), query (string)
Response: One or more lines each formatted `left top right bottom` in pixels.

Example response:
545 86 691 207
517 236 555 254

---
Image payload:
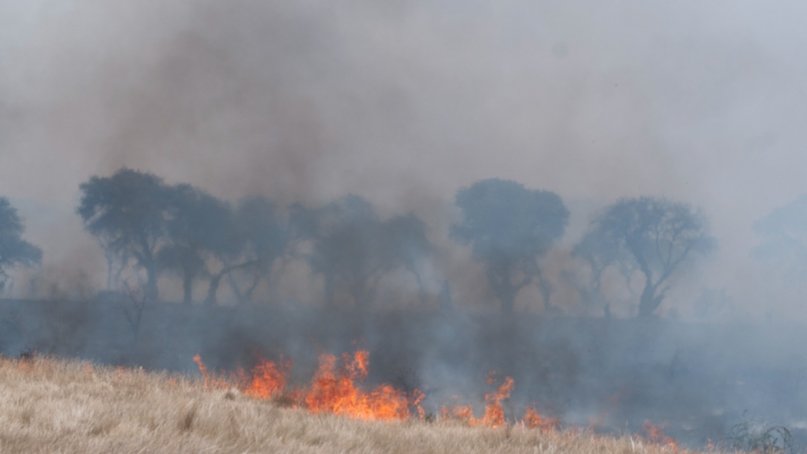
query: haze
1 1 806 317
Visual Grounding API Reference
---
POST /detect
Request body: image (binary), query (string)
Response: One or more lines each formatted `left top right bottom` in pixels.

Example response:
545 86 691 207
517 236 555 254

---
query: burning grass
0 355 747 453
194 349 553 428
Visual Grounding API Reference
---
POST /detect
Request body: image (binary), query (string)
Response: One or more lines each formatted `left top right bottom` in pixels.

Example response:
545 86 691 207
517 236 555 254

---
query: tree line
14 167 806 318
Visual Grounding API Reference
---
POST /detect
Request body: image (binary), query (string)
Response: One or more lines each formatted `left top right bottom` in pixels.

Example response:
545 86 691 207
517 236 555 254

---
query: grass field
0 355 734 453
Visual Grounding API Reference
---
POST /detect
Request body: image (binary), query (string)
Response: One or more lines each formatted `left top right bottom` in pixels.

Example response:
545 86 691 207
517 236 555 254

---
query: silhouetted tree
381 214 432 303
299 195 432 308
225 196 289 304
753 195 807 280
451 179 568 314
78 169 172 301
161 187 287 306
570 225 637 311
0 198 42 291
159 184 238 305
304 196 381 307
583 197 714 317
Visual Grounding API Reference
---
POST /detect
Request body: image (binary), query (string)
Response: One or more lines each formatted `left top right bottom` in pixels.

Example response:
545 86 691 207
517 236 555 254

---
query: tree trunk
205 273 223 306
206 261 261 306
227 273 247 304
638 280 660 317
227 264 264 305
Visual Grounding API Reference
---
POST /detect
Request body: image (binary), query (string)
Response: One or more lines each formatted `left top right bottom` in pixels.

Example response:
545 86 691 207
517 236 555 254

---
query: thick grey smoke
4 1 807 317
1 1 807 449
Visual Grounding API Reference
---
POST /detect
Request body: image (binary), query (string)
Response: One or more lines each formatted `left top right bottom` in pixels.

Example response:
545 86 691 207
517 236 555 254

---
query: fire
480 375 513 427
440 375 515 428
192 354 207 377
643 420 679 452
522 406 558 431
243 358 288 399
192 350 558 430
192 354 234 390
304 351 411 421
411 388 426 420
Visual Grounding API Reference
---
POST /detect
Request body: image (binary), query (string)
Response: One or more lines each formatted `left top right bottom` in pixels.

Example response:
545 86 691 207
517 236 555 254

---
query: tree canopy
452 178 568 314
77 168 172 300
0 198 42 290
159 184 238 304
298 195 432 308
225 196 290 304
581 197 714 317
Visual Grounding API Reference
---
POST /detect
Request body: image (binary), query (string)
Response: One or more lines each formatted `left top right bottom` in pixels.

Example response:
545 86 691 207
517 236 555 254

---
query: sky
2 1 807 315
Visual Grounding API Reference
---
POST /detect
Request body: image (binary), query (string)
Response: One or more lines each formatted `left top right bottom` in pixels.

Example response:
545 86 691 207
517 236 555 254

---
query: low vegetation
0 355 741 453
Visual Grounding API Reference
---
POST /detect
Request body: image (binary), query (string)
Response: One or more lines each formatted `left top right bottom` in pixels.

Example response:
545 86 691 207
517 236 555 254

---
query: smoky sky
2 1 807 316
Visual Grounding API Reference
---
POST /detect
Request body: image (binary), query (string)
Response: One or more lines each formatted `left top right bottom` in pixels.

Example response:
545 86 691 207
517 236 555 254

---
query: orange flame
643 420 679 452
192 354 237 390
192 351 558 430
192 354 211 387
304 351 410 421
440 375 515 428
411 388 426 420
243 358 288 399
480 376 514 427
522 406 558 431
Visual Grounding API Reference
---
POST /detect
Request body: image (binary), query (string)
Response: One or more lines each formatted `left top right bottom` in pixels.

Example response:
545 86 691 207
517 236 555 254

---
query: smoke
2 1 807 317
1 0 807 449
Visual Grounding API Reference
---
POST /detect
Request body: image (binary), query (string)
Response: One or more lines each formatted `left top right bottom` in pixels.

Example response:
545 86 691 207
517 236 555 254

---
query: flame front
193 350 555 429
643 420 679 452
304 351 410 420
523 407 558 431
244 358 287 399
439 375 517 428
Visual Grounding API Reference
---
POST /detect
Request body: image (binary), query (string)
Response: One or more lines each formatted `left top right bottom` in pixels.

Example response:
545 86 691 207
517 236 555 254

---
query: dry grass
0 356 729 453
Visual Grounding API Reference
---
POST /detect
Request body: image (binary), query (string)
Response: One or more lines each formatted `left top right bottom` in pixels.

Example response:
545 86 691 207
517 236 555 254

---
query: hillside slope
0 356 715 453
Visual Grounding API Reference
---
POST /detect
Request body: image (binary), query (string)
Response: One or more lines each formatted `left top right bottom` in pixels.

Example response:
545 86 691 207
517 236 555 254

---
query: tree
159 184 238 305
77 169 172 301
0 198 42 291
380 214 432 303
570 224 637 312
160 187 288 306
451 178 568 314
226 196 289 304
304 195 382 308
582 197 714 317
299 195 433 308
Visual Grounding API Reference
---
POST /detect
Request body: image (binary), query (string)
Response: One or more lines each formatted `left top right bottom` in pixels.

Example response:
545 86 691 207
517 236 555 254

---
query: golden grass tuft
0 356 731 453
